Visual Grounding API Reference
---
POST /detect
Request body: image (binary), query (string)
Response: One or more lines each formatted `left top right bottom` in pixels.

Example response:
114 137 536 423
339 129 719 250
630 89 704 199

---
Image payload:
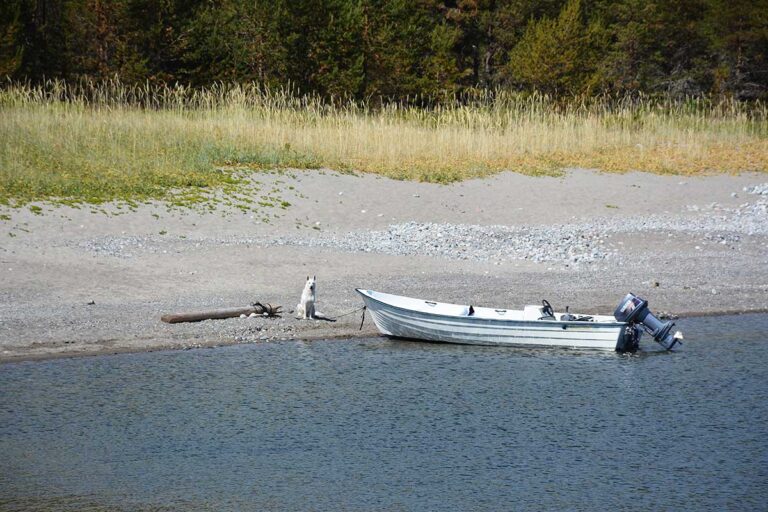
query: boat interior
359 289 618 323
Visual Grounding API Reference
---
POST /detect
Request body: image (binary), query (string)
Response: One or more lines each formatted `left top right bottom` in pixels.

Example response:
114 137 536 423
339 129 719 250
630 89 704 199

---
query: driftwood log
161 302 282 324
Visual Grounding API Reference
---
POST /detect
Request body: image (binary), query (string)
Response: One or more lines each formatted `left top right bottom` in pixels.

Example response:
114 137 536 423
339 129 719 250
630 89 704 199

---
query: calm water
1 315 767 511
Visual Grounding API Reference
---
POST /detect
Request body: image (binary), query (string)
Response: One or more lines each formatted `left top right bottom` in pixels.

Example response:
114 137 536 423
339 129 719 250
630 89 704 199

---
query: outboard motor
614 293 683 350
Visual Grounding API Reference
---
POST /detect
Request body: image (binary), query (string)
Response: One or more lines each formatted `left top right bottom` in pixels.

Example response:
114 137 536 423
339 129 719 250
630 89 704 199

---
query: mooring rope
327 305 366 322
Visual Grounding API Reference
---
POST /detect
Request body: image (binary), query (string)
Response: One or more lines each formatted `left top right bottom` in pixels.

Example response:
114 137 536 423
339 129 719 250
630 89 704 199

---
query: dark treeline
2 0 767 101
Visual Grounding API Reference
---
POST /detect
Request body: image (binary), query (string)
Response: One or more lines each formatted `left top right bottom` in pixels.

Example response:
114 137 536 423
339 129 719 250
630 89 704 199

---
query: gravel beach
1 169 767 362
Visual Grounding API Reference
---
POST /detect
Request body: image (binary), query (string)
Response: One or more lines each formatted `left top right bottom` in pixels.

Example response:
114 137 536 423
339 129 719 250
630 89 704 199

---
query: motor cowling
614 293 683 350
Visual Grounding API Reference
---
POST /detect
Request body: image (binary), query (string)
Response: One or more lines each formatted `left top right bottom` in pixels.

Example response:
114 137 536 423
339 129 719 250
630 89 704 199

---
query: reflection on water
1 314 767 511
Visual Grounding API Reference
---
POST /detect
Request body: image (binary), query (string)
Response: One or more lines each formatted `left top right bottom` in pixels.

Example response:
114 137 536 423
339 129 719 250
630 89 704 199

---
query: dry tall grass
1 80 766 206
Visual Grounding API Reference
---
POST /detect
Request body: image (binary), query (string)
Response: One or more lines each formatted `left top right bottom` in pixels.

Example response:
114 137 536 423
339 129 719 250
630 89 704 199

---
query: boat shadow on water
374 335 675 359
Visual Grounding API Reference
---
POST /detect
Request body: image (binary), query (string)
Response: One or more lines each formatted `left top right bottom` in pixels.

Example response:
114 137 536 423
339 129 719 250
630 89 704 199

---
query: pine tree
182 0 288 85
16 0 69 80
3 0 765 99
0 1 25 77
62 0 138 80
655 0 711 96
123 0 202 83
422 22 463 99
706 0 768 98
595 0 665 94
507 0 599 95
486 0 567 87
308 0 365 99
358 0 439 100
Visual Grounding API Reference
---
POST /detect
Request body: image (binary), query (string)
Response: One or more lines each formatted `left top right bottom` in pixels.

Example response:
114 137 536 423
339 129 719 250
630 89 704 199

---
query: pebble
744 183 768 195
67 184 768 268
264 194 767 265
271 221 617 264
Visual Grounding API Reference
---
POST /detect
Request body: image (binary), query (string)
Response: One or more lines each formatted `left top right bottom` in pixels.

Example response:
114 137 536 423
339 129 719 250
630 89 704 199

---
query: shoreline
2 308 768 365
2 169 767 365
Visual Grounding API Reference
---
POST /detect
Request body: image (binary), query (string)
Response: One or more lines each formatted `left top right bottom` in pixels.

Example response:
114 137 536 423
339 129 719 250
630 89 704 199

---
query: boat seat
522 305 545 321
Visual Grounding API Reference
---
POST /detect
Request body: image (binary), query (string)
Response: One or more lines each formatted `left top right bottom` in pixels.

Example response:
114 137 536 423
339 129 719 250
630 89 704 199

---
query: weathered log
161 303 282 324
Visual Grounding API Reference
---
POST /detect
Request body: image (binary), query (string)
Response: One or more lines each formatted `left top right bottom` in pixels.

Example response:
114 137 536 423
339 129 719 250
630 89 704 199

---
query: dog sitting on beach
296 276 318 319
295 276 335 321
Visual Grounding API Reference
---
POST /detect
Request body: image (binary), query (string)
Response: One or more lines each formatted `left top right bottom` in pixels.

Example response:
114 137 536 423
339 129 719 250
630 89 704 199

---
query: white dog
296 276 317 319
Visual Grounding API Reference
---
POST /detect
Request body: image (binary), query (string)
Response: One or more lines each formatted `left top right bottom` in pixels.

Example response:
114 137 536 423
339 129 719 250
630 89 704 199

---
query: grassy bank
1 80 767 208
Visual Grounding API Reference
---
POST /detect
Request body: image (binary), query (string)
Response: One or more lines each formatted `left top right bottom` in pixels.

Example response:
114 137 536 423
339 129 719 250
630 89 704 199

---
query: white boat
356 289 682 352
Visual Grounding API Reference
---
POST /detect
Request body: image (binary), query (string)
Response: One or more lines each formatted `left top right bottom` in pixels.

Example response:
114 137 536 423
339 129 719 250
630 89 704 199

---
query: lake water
1 314 767 511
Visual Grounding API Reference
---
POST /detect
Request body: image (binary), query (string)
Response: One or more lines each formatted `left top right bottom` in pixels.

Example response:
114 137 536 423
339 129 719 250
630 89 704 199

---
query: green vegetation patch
1 82 767 212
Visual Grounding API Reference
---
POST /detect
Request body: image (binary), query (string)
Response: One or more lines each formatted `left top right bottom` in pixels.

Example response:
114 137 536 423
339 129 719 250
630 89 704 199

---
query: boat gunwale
355 288 627 328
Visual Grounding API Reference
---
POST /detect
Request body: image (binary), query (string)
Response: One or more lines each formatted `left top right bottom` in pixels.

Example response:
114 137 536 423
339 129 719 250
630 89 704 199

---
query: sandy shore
1 169 767 362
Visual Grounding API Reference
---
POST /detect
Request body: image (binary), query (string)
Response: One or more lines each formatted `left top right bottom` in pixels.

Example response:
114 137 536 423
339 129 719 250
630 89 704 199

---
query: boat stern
614 293 683 350
615 324 642 352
